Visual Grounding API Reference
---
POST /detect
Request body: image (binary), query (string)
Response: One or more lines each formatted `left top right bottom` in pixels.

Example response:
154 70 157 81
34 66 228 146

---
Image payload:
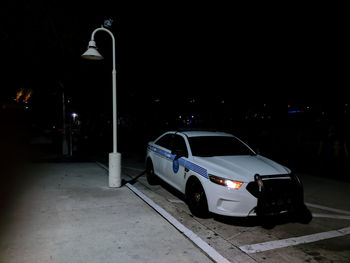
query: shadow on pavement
213 206 313 229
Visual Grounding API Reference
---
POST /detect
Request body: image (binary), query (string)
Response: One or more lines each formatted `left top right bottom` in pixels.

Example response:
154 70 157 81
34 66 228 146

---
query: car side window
155 134 173 149
172 135 188 158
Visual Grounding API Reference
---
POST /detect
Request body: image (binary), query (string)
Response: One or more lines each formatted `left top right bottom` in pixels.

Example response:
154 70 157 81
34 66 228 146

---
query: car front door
152 133 173 180
164 134 189 192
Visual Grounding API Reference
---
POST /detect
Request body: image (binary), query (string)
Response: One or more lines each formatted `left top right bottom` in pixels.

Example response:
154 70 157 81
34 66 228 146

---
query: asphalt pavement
0 162 215 263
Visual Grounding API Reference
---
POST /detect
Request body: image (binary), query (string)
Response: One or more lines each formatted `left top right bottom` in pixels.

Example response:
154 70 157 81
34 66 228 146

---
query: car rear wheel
146 160 158 185
186 178 209 218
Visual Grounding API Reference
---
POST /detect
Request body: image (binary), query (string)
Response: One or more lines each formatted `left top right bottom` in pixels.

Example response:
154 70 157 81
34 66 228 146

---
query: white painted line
95 161 108 171
126 183 231 263
168 199 186 204
168 199 185 204
312 213 350 220
239 226 350 254
306 202 350 215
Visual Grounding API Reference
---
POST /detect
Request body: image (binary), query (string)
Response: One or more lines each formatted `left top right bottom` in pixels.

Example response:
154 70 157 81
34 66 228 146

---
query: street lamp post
81 26 121 187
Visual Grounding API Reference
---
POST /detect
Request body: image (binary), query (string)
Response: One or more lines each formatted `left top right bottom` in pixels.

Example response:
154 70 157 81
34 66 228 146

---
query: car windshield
188 136 255 157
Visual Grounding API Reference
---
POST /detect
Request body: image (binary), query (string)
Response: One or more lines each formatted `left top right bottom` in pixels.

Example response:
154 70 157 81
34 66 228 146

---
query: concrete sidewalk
0 162 213 263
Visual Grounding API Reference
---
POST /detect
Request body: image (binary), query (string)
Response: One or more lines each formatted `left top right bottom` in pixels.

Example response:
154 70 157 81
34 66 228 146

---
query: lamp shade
81 47 104 60
81 40 104 60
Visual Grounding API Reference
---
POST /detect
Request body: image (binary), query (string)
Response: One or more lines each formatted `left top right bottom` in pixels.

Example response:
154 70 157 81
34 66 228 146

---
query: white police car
146 130 305 218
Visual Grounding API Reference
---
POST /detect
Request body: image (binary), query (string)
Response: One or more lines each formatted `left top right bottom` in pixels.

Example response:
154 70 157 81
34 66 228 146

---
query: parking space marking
239 226 350 254
306 202 350 215
312 213 350 220
168 199 186 204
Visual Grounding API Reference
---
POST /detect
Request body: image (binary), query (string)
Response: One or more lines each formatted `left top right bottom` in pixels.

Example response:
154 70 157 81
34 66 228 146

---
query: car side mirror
172 149 187 160
255 148 261 155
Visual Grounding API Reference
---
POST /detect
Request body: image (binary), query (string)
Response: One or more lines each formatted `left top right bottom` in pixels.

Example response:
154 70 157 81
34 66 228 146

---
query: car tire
146 160 158 185
294 204 313 224
186 177 209 218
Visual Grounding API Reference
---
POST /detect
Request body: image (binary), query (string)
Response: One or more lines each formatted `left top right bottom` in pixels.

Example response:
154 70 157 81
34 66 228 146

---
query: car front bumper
204 182 258 217
204 174 304 217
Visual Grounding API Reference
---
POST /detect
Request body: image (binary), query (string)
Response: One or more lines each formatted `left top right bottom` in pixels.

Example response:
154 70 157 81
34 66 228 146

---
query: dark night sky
1 1 350 177
1 1 348 118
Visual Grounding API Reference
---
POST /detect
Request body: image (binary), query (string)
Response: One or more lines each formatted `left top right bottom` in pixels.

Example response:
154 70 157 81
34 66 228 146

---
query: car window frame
154 133 173 149
154 133 190 159
172 134 189 158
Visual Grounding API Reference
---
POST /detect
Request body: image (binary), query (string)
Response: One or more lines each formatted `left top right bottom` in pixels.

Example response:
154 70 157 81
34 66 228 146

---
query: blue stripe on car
148 145 208 179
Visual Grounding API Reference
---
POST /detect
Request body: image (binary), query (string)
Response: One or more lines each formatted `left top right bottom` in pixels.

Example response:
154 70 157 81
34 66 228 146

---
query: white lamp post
82 26 121 187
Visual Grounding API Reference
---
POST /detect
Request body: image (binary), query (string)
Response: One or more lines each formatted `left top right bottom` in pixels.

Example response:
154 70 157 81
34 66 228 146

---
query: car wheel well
185 175 209 218
185 176 203 195
146 157 151 164
146 158 158 185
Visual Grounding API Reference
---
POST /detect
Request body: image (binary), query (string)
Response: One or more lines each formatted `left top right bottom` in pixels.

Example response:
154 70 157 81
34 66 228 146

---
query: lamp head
81 40 104 60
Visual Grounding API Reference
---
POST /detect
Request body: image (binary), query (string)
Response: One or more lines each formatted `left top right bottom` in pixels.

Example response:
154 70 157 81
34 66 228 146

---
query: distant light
15 88 24 102
288 110 304 114
23 90 32 103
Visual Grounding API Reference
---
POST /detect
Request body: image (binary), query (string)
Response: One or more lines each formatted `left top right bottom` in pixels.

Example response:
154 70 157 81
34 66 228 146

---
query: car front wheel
186 178 209 218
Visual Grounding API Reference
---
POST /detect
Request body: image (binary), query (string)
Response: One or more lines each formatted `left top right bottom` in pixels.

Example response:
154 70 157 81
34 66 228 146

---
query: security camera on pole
81 23 121 187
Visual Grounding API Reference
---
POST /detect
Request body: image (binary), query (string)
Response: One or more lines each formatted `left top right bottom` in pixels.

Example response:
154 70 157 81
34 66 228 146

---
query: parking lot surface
122 158 350 263
2 160 349 263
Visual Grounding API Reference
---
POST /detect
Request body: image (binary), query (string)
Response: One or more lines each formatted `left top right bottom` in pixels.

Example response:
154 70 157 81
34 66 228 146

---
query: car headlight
209 174 243 190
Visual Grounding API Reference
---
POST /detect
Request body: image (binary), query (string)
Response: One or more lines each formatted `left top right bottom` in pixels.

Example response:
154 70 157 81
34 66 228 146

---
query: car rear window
188 136 255 157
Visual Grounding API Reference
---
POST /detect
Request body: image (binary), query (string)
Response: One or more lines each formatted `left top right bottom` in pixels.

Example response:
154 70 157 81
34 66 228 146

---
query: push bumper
247 173 304 217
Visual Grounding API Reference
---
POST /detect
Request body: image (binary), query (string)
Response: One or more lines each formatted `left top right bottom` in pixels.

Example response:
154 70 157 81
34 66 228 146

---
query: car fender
184 173 209 196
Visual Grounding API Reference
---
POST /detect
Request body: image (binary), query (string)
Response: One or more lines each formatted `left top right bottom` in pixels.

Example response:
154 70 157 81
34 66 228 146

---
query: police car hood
193 155 290 182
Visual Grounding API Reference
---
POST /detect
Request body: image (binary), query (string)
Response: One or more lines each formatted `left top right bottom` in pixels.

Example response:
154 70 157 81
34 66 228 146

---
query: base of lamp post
109 152 121 187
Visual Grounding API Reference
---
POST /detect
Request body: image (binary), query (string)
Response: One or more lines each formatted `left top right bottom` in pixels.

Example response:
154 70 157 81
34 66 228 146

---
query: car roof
175 130 234 138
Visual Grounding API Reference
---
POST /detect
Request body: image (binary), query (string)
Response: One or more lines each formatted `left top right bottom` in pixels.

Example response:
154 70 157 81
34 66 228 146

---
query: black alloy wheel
186 178 209 218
